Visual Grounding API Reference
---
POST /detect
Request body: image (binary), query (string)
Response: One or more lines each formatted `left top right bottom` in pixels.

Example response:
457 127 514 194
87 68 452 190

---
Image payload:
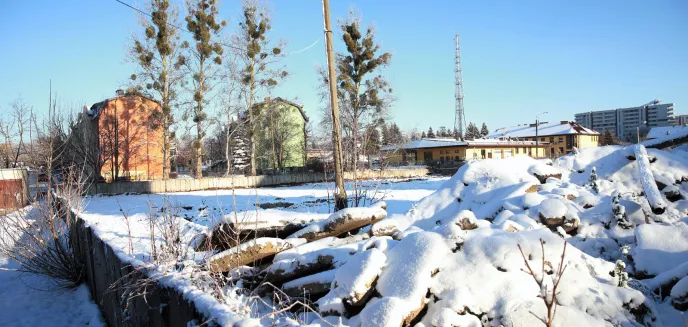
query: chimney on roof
116 89 124 97
560 121 569 124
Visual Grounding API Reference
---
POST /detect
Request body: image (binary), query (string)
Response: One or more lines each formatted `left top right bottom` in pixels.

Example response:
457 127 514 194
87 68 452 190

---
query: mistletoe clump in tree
183 0 225 178
235 0 287 176
130 0 185 179
336 14 392 170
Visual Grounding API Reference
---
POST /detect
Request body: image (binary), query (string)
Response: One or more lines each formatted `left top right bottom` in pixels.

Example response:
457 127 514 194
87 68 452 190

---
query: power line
113 0 319 55
114 0 186 32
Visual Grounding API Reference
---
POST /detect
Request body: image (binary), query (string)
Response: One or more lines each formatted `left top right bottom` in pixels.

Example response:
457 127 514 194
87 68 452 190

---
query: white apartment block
575 103 676 142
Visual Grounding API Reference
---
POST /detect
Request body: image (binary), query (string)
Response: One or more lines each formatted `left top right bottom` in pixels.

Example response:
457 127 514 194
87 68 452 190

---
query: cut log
671 276 688 311
634 144 666 214
282 269 336 299
208 238 306 273
194 222 307 251
370 220 399 237
264 254 336 285
645 261 688 300
288 206 387 241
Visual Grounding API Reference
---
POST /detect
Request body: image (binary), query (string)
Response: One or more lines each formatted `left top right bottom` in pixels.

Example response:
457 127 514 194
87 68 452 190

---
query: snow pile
74 145 688 325
539 198 568 218
634 223 688 276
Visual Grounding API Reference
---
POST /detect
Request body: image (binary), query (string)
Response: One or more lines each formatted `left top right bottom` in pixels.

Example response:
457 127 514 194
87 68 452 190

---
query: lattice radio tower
454 34 466 139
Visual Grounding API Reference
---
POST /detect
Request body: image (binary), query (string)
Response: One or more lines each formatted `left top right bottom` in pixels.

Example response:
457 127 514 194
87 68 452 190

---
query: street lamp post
535 111 548 158
637 120 646 144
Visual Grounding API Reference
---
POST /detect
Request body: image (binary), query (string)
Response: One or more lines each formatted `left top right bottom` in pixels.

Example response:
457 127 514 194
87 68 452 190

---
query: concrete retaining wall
85 168 429 195
65 206 211 326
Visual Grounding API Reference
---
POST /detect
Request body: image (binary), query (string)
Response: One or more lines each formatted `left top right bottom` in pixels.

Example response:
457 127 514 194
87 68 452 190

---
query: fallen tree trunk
194 222 307 252
208 238 306 273
288 207 387 241
634 144 666 214
281 269 336 299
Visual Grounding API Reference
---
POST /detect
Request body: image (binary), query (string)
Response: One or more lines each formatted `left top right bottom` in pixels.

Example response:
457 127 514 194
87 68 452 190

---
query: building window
541 137 545 142
440 156 444 161
559 147 564 154
516 147 519 154
550 137 554 143
559 137 563 143
481 149 486 159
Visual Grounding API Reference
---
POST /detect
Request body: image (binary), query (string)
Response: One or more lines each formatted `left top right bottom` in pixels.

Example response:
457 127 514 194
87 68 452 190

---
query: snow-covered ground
72 147 688 326
0 207 104 327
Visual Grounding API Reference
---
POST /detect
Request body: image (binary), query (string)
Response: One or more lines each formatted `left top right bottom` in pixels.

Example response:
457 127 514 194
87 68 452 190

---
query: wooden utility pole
322 0 348 211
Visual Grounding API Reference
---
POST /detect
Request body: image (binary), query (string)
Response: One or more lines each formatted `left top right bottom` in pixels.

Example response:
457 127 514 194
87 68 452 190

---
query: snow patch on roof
487 121 599 139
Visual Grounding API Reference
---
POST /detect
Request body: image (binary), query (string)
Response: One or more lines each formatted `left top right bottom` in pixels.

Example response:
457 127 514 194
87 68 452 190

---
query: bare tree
128 0 186 179
233 0 288 176
183 0 226 178
0 98 33 168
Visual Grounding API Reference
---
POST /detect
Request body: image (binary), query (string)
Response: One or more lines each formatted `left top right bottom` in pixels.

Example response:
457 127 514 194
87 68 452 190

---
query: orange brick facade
96 96 164 181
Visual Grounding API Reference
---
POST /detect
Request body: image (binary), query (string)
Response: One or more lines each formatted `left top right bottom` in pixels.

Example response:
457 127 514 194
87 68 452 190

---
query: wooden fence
85 168 430 195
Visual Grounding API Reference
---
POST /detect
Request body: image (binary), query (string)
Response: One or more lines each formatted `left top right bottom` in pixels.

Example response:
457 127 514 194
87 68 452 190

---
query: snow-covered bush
614 260 629 287
612 192 632 229
589 166 599 193
0 185 84 289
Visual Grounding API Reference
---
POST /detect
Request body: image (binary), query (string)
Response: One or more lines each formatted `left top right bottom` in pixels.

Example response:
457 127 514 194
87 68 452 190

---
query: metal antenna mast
454 34 466 139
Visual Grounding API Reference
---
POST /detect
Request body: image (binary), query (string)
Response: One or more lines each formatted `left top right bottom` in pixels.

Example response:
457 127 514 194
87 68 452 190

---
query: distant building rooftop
486 121 599 139
381 138 542 151
646 126 688 140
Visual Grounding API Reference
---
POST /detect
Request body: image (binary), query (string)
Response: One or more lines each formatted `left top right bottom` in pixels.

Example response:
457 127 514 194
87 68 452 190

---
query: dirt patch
255 201 294 209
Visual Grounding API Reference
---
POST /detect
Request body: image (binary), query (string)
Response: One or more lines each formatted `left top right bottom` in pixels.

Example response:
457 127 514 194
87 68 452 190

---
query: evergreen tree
480 122 489 137
601 130 616 146
421 131 427 138
465 122 480 140
438 126 448 137
130 0 185 179
235 0 287 175
184 0 225 178
389 123 403 142
589 166 599 193
381 123 390 145
336 14 392 171
427 127 435 138
364 125 381 155
612 191 632 229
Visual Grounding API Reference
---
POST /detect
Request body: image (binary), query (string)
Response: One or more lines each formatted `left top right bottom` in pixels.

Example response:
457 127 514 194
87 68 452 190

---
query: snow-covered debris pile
75 146 688 325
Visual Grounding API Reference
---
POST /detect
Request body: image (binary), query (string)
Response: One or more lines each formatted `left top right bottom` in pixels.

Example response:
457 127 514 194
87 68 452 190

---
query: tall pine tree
389 123 403 142
427 127 435 138
184 0 225 178
480 122 489 137
381 123 390 145
465 122 480 140
130 0 185 179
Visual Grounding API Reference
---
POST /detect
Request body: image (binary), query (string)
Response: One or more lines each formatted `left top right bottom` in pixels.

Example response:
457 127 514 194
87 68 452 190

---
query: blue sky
1 0 686 134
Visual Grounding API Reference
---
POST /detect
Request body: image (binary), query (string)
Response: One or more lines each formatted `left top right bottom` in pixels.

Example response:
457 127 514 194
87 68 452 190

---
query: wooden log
288 207 387 241
634 144 666 214
281 269 336 299
208 238 305 273
194 222 307 252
